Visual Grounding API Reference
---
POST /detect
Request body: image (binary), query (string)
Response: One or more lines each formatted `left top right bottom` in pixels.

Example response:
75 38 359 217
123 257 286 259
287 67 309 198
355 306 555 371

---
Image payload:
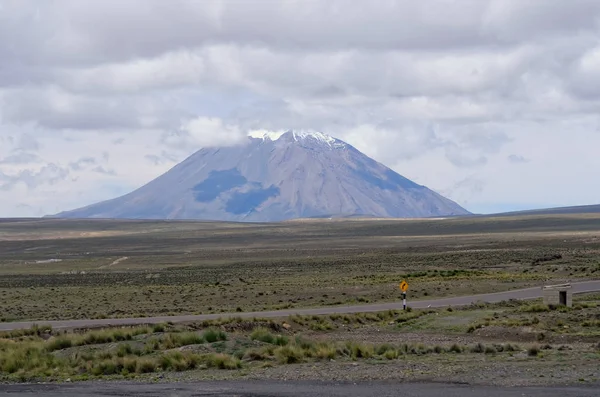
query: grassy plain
1 297 599 384
1 214 600 321
1 214 600 384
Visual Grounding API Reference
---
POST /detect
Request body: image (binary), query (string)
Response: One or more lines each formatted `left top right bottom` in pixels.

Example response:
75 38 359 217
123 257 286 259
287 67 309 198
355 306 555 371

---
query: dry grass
1 215 599 322
2 300 600 383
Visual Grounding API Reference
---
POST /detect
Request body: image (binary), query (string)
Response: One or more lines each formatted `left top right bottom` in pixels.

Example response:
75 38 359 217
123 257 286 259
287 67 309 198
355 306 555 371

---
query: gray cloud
14 133 41 152
508 154 529 163
2 1 599 133
0 164 70 191
4 0 600 65
69 157 97 171
92 165 117 176
0 152 40 164
144 151 180 166
0 87 180 130
444 145 488 168
1 0 600 216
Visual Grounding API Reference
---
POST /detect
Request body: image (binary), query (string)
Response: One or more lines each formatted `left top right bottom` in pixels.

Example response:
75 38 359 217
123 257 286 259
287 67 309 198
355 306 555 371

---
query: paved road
1 280 599 331
1 380 599 396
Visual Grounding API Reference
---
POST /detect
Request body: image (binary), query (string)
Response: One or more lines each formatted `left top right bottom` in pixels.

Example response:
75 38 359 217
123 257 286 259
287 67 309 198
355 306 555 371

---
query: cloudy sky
1 0 600 217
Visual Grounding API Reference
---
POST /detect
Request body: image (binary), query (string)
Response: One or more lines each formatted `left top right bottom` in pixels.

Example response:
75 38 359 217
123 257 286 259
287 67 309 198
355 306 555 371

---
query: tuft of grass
250 328 289 346
45 336 73 352
484 346 497 354
0 325 53 339
309 321 335 331
383 349 400 359
160 332 204 349
470 343 485 353
346 341 374 359
202 328 227 343
274 345 305 364
0 340 65 376
206 353 242 369
136 358 156 373
72 327 150 346
528 345 540 357
449 343 463 353
519 303 551 313
313 343 337 360
115 343 134 357
243 348 272 361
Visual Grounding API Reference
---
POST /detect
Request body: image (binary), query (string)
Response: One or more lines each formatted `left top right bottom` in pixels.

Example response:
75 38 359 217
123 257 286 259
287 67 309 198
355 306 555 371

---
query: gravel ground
138 347 599 388
2 380 600 397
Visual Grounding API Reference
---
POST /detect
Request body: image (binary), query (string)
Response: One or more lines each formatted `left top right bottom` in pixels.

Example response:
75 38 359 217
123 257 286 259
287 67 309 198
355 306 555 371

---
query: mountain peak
248 129 345 148
54 130 469 221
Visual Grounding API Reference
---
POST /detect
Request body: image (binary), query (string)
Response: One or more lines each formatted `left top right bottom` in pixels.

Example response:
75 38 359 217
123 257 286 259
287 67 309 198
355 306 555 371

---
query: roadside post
399 280 409 310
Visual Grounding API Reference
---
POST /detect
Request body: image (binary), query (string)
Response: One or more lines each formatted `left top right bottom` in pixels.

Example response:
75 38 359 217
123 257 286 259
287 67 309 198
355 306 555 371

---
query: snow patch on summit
292 130 337 146
248 129 345 148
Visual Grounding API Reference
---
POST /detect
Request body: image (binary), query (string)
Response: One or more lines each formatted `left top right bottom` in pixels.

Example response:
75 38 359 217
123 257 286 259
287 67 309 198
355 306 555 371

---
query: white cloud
178 116 246 148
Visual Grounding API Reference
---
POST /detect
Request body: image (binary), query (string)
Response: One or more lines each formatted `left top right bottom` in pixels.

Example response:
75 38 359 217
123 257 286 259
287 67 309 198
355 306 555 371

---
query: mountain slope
54 131 470 221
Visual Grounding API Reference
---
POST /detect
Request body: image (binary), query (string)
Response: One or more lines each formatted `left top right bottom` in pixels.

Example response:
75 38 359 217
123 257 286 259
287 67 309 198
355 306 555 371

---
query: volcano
54 130 470 221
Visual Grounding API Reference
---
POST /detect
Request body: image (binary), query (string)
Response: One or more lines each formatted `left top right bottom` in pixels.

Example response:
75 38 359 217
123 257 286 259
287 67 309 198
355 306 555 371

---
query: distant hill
52 130 469 222
486 204 600 217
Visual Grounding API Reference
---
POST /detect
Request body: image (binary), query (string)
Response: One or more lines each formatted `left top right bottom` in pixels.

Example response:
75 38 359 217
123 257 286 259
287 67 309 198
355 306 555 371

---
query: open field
1 214 600 322
0 295 599 385
1 214 600 385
